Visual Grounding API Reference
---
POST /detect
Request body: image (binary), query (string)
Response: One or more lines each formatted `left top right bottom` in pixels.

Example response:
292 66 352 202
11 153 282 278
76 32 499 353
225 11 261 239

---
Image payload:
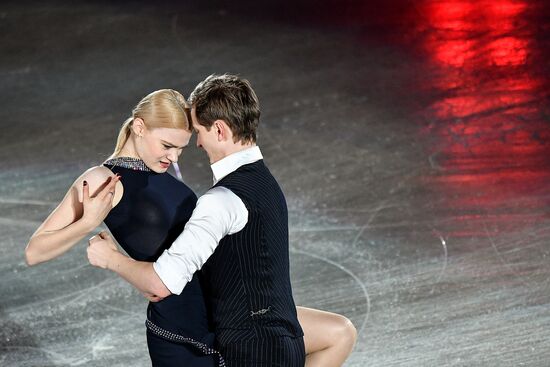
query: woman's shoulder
75 165 116 187
73 165 123 204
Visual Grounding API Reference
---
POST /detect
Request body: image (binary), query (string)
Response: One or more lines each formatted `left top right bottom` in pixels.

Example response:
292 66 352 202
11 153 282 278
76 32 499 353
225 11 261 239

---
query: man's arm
152 187 248 294
87 187 247 298
87 231 171 299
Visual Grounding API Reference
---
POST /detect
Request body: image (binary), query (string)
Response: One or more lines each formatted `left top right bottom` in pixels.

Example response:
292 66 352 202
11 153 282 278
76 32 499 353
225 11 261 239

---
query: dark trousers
220 336 305 367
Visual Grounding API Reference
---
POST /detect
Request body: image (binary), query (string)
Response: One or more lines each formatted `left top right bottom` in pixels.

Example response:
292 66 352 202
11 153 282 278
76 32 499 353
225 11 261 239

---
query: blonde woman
26 88 356 366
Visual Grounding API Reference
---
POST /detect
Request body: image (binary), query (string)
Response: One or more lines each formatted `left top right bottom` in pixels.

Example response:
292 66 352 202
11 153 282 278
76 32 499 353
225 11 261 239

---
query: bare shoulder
73 166 124 205
74 166 116 188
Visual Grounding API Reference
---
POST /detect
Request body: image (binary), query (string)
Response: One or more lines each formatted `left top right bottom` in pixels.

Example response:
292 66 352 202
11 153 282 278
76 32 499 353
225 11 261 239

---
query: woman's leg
297 306 357 367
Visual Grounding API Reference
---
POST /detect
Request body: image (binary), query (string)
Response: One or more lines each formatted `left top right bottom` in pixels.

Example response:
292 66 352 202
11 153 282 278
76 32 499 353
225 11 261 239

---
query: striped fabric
221 336 305 367
202 159 305 365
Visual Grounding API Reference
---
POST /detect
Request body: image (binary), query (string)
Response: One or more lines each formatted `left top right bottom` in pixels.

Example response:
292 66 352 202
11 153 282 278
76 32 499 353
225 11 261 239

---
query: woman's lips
159 161 170 169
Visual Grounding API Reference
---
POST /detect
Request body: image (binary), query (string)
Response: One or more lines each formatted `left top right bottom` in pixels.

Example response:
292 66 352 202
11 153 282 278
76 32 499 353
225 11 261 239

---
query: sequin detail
104 157 152 172
145 319 225 366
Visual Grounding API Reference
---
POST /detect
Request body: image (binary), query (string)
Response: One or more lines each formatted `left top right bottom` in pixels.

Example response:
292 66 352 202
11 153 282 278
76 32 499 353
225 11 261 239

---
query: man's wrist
106 250 126 272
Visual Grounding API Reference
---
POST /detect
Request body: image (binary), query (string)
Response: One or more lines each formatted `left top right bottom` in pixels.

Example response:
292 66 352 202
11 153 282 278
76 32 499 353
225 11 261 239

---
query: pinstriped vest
202 160 304 346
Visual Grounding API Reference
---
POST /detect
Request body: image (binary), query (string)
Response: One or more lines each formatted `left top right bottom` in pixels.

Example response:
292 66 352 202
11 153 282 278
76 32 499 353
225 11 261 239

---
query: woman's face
137 126 192 173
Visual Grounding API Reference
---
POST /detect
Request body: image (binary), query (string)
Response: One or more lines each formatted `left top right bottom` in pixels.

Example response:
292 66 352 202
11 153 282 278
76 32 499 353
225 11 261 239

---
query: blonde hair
111 89 191 157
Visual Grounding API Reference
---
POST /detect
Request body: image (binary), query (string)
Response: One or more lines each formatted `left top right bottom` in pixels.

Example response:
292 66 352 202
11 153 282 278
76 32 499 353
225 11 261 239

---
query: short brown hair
189 74 260 143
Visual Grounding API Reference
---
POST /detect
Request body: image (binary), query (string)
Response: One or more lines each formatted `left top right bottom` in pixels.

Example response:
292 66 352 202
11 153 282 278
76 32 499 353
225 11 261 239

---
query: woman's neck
116 138 140 159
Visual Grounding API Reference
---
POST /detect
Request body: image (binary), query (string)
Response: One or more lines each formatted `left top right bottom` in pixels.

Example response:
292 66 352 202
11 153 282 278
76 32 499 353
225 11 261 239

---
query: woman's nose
168 150 178 162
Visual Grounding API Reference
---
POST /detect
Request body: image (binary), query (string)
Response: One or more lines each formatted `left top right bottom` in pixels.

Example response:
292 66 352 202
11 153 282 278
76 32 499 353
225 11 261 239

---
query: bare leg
297 306 357 367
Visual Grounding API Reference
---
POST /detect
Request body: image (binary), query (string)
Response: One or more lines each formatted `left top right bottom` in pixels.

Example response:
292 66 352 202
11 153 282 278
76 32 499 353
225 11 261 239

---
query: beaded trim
145 319 225 366
103 157 152 172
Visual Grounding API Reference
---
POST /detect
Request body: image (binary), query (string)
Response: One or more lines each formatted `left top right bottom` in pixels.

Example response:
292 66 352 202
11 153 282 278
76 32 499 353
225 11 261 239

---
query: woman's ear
132 118 145 137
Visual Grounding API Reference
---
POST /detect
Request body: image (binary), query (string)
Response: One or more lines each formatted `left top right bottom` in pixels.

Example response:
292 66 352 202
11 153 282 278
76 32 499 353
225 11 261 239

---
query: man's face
191 108 221 164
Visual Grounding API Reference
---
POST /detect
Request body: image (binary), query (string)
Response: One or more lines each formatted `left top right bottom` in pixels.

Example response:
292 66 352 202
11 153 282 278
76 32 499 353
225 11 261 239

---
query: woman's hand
80 175 120 231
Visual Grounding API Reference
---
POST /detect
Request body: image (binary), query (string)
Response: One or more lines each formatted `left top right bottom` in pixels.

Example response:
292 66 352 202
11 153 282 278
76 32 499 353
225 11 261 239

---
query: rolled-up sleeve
153 186 248 295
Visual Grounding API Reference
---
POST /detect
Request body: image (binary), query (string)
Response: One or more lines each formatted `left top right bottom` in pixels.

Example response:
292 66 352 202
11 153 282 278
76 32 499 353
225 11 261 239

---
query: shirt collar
211 146 263 185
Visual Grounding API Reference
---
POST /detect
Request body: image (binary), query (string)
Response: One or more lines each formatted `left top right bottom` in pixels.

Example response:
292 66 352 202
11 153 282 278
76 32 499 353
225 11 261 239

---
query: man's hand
87 231 172 300
143 292 164 302
87 230 120 269
81 175 120 231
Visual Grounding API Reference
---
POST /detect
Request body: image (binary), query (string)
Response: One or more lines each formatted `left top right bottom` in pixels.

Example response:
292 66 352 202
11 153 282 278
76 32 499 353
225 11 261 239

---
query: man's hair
189 74 260 143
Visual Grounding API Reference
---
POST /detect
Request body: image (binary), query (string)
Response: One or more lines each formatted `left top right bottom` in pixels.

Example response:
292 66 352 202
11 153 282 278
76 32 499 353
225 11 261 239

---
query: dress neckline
104 156 152 172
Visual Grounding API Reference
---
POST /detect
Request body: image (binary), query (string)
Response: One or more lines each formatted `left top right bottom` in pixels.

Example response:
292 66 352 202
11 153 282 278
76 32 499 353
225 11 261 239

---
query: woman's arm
25 166 122 265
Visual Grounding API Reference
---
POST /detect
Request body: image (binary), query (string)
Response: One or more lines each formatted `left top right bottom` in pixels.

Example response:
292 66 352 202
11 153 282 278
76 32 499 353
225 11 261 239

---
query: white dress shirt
153 146 263 295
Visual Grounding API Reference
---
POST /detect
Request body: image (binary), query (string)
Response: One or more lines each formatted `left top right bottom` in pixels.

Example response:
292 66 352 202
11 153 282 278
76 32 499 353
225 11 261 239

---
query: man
87 74 305 366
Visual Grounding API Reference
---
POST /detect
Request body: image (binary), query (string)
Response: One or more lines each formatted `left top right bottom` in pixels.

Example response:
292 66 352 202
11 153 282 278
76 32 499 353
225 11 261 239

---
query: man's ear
214 119 231 142
132 118 145 137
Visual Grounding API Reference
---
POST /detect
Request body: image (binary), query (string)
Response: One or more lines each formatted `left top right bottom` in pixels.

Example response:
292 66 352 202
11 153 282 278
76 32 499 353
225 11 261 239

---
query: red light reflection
489 37 528 66
418 0 550 237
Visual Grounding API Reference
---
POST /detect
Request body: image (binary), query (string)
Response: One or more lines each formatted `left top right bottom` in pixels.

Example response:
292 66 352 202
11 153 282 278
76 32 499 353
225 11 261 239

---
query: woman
26 89 356 366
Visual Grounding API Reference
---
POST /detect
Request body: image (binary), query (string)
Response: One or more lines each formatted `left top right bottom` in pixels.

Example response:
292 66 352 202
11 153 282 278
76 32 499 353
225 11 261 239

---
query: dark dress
102 157 217 367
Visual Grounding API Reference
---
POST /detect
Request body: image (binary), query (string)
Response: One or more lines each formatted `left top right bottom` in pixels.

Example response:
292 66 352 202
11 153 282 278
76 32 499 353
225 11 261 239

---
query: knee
334 315 357 347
